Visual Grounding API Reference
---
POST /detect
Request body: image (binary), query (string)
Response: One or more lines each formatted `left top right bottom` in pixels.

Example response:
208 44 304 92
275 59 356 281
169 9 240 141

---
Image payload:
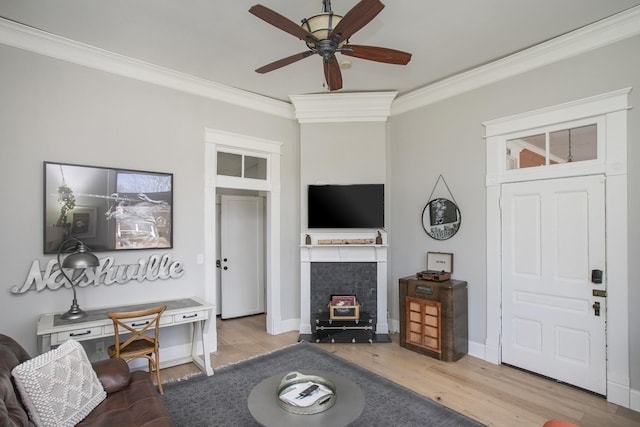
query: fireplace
299 232 388 336
310 262 378 328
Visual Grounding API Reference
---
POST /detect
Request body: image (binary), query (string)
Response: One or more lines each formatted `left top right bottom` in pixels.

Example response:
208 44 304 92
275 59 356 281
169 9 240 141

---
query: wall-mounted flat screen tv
308 184 384 228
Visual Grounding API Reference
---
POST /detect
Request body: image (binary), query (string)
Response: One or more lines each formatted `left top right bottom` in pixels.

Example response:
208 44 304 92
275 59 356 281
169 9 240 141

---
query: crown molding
392 5 640 116
1 5 639 120
289 92 397 123
0 18 294 119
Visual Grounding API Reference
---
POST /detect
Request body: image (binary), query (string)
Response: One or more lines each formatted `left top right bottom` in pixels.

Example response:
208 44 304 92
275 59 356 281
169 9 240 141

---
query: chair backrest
108 305 167 357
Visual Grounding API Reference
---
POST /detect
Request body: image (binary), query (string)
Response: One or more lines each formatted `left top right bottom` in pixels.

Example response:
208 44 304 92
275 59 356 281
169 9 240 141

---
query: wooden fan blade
342 45 412 65
250 4 318 42
323 58 343 91
255 51 315 74
329 0 384 44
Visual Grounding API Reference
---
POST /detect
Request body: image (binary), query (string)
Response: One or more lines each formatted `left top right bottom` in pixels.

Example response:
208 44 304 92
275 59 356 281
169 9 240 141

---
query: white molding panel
290 92 397 123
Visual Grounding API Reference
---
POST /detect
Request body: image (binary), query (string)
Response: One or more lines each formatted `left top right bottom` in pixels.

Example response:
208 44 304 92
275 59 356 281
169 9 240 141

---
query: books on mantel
278 381 334 407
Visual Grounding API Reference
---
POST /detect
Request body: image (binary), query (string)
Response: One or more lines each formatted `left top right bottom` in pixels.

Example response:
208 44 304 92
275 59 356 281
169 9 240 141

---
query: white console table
36 297 214 375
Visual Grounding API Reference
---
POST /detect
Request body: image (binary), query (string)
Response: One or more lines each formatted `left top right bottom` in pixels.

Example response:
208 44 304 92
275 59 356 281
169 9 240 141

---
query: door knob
592 301 601 316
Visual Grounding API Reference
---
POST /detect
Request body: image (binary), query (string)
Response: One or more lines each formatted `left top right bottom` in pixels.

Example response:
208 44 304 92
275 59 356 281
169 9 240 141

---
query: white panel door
501 175 606 394
220 195 264 319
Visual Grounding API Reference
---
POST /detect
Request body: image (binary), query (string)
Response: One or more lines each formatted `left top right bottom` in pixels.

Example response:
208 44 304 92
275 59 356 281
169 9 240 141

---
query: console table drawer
104 315 173 334
55 327 103 343
173 310 207 324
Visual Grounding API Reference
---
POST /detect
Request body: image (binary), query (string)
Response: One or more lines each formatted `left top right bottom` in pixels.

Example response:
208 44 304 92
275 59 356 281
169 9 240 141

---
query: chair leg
154 351 163 395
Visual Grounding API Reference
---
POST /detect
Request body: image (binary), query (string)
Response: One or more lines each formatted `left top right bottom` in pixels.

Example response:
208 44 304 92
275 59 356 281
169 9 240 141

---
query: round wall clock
421 198 461 240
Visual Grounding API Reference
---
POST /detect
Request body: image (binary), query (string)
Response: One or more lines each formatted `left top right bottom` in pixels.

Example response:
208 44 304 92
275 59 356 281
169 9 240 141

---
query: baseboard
630 388 640 412
387 318 400 333
467 340 487 361
273 317 300 335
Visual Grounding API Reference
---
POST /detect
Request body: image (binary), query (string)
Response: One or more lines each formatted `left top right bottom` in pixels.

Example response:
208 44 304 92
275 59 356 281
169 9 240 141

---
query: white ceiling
1 0 639 102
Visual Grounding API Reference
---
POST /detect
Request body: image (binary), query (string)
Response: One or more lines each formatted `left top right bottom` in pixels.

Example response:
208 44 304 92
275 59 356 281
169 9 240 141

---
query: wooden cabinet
406 297 441 353
399 277 468 361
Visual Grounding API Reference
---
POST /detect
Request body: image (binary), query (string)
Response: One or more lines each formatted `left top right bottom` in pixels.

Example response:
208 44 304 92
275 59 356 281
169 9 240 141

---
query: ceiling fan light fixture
250 0 410 92
301 13 345 49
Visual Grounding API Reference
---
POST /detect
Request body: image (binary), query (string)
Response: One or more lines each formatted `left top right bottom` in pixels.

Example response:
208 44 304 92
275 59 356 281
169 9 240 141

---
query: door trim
483 89 630 407
204 129 283 353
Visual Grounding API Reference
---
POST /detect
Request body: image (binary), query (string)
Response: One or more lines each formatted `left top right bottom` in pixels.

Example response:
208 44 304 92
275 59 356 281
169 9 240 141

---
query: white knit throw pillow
12 339 106 427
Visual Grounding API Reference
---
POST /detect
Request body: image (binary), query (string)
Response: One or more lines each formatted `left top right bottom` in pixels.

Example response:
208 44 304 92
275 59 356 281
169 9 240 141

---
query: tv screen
308 184 384 228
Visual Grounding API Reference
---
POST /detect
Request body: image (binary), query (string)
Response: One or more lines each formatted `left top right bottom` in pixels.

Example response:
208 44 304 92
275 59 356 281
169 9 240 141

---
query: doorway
204 129 283 355
217 192 265 319
501 175 606 394
483 88 630 406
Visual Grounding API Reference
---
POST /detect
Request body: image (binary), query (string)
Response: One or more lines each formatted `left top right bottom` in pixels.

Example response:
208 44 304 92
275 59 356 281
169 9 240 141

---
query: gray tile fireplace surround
310 262 378 328
300 260 391 343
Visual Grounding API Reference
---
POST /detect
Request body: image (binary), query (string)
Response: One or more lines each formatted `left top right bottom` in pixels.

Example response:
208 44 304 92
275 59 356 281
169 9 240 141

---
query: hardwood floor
161 314 640 427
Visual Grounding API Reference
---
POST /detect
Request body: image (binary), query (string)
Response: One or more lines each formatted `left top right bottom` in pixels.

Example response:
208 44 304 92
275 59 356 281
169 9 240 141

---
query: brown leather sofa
0 334 175 426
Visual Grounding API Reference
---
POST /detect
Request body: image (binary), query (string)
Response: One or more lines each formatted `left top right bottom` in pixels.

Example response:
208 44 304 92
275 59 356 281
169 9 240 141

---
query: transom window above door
506 123 597 170
217 151 268 180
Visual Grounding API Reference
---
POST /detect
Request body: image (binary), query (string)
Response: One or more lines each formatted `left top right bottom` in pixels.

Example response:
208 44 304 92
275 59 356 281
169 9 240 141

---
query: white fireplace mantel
299 231 388 335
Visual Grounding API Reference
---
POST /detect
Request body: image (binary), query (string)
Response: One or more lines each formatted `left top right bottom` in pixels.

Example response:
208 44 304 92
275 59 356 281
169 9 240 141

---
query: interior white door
501 175 606 394
220 195 264 319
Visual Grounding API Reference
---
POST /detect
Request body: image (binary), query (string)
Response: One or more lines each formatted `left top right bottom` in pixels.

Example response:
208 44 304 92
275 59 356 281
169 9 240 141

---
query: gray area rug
161 342 485 426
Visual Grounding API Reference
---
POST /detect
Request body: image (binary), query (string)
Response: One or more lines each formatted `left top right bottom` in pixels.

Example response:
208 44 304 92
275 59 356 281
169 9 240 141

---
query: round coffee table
248 370 364 427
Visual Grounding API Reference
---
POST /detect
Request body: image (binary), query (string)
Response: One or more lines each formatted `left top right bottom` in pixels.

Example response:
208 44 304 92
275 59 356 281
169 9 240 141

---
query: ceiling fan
249 0 412 91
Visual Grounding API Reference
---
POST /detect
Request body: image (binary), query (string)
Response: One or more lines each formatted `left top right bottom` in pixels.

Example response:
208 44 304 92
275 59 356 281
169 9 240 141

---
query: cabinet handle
182 313 198 319
70 330 92 337
132 321 149 327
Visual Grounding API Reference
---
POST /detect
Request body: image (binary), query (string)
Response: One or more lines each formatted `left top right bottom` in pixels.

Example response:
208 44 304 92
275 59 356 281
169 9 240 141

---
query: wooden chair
107 305 167 394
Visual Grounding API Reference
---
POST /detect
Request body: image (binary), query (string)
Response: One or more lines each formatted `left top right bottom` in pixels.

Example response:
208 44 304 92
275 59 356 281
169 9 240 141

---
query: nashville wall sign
11 253 184 294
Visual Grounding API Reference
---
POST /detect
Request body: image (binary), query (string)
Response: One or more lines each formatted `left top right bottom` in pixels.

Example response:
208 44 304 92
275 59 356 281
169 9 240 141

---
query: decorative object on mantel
305 234 312 245
318 239 374 245
375 231 383 245
421 174 461 241
56 237 100 320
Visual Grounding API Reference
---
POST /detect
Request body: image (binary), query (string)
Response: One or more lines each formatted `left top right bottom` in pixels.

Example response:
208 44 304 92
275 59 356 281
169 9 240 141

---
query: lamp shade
57 239 99 320
61 243 100 269
301 13 345 49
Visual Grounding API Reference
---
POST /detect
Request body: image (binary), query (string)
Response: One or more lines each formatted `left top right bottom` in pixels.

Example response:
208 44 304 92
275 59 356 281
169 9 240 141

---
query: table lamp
57 237 100 320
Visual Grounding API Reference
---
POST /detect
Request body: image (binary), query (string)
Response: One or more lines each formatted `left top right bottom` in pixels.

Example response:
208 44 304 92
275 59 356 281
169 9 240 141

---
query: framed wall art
421 198 461 241
421 175 462 241
44 161 173 253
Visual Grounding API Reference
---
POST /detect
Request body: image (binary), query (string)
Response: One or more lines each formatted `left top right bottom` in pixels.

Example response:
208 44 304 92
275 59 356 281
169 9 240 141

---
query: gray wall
0 44 300 354
299 121 387 231
388 34 640 390
1 25 638 396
